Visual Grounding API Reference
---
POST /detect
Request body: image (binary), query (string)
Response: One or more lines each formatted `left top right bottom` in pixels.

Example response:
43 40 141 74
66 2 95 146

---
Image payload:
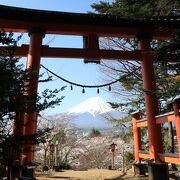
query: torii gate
0 5 179 179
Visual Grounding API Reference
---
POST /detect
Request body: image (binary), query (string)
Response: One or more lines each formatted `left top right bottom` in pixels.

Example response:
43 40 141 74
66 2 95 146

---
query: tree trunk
44 149 47 165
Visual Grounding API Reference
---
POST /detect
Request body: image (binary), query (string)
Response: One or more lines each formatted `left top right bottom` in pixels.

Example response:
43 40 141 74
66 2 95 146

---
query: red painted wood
173 98 180 158
140 38 163 161
23 32 44 164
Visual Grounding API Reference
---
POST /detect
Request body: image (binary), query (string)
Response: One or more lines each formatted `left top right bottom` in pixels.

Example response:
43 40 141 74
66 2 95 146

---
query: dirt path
36 169 149 180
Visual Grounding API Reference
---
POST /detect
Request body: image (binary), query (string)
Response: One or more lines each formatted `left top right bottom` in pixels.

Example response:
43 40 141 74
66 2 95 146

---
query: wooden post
110 143 116 169
112 150 115 169
132 112 142 163
138 34 162 161
173 98 180 157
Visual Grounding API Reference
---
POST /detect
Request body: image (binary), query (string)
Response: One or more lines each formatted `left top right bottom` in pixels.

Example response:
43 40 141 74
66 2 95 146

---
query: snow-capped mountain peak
65 97 126 130
68 97 112 116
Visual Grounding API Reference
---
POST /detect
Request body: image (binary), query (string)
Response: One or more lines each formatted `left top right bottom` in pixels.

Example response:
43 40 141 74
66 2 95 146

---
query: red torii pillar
23 28 45 164
138 34 163 161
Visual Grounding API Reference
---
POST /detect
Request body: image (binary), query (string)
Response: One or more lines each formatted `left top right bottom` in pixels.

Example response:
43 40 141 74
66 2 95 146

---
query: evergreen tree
91 0 180 113
92 0 180 18
0 32 65 144
89 128 101 137
92 0 180 157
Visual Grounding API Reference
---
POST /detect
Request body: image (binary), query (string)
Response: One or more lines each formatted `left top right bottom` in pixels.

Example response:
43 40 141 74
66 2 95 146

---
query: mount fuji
67 97 126 130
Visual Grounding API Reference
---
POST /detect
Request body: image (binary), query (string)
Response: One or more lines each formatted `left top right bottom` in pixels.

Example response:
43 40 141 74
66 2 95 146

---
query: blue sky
0 0 116 114
0 0 100 12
